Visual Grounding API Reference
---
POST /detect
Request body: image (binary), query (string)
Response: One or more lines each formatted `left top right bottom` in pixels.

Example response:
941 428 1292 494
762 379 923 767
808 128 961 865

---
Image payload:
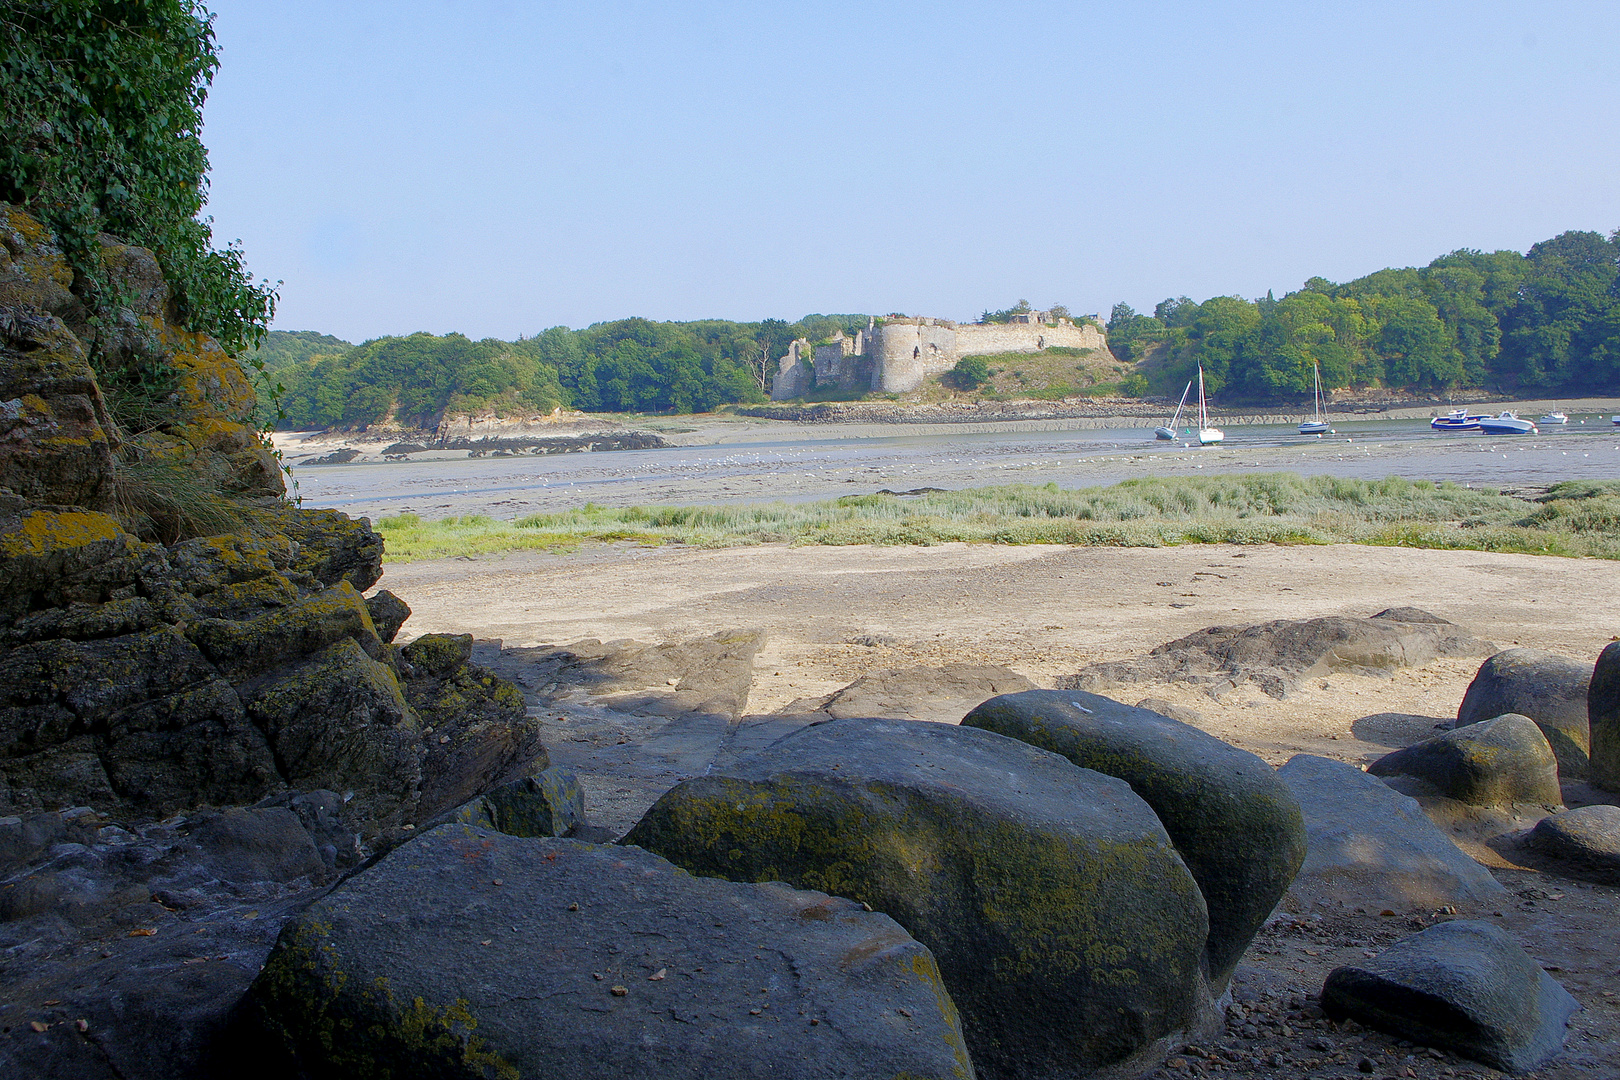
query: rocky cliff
0 204 545 838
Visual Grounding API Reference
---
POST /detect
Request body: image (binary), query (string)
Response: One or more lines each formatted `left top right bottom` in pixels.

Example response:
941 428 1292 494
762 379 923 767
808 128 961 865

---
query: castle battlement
772 313 1108 398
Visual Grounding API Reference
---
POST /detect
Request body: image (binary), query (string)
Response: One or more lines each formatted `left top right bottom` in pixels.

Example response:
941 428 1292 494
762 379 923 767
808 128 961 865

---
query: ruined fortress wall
954 320 1105 358
871 320 960 392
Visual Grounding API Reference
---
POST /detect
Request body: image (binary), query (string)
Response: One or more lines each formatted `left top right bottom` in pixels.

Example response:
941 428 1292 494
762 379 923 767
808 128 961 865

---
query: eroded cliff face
0 205 544 837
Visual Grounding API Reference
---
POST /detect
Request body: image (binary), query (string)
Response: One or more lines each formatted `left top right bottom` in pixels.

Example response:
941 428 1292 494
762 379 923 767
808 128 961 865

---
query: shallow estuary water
286 412 1620 522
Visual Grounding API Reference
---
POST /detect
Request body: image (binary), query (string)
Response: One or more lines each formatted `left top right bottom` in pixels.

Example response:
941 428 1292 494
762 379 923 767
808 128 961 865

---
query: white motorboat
1196 365 1222 445
1612 415 1620 427
1430 408 1492 431
1539 411 1568 424
1298 361 1332 435
1155 380 1192 440
1477 410 1537 435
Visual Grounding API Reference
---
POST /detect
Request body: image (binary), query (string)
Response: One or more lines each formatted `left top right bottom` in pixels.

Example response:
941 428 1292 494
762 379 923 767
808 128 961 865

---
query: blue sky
201 1 1620 343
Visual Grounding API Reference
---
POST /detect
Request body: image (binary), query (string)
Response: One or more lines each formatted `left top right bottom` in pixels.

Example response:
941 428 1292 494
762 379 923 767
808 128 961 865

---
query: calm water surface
289 415 1620 521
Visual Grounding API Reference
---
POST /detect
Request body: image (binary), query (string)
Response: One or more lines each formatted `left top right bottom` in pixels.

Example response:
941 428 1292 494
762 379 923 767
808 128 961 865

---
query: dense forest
269 314 868 428
1109 229 1620 400
264 228 1620 428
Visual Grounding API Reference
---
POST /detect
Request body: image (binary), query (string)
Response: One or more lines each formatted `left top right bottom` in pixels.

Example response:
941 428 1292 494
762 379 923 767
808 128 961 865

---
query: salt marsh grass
374 474 1620 562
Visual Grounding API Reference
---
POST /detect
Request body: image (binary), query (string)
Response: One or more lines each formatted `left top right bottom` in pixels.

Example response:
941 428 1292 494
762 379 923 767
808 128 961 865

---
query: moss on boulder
625 716 1213 1080
245 828 976 1080
962 689 1306 990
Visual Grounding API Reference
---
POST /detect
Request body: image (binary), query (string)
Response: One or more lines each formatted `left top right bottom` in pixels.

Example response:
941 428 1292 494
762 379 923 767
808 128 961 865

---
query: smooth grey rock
189 807 324 884
446 765 584 837
1322 919 1578 1074
962 688 1305 990
1065 608 1490 700
1589 641 1620 790
626 716 1213 1080
1368 713 1562 808
243 827 974 1080
489 629 766 721
1528 804 1620 880
1458 648 1592 778
812 663 1035 724
1277 755 1505 911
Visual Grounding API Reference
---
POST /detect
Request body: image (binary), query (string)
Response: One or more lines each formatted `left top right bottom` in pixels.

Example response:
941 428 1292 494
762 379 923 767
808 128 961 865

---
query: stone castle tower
770 312 1108 399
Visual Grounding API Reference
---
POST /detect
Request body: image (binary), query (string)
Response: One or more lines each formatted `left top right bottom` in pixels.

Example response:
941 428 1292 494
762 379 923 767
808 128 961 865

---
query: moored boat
1155 380 1192 440
1539 411 1568 424
1196 365 1222 445
1612 415 1620 427
1477 410 1537 435
1430 409 1492 431
1299 361 1332 435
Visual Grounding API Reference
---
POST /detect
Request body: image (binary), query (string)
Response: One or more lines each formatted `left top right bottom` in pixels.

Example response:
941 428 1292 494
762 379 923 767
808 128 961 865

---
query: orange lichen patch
0 206 77 312
173 417 258 454
0 509 123 559
148 317 258 423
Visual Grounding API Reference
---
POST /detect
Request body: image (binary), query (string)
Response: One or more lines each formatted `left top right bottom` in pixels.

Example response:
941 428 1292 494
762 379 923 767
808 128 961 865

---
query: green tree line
1 0 276 356
1108 229 1620 399
271 314 869 429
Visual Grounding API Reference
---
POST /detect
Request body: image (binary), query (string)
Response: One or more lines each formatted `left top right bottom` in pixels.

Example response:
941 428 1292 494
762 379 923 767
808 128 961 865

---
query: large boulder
1457 648 1592 778
1367 713 1563 808
1276 755 1505 912
625 717 1213 1080
1527 804 1620 882
962 688 1305 989
243 826 975 1080
399 633 545 820
1064 608 1491 700
445 765 584 838
1589 640 1620 790
1322 919 1578 1074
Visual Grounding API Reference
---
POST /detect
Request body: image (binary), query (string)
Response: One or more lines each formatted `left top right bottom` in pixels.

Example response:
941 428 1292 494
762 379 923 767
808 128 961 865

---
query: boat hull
1478 414 1537 435
1198 428 1223 445
1298 421 1331 435
1154 427 1175 440
1539 413 1568 424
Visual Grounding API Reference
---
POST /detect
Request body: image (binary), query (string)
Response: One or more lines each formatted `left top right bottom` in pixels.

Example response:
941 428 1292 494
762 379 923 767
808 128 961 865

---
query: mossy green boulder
1457 648 1593 778
1589 641 1620 790
1368 713 1562 808
244 826 975 1080
963 689 1305 990
624 716 1212 1080
448 765 582 837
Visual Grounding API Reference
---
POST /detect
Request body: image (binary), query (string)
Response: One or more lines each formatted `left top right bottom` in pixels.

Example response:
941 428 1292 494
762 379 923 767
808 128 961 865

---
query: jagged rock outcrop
0 204 543 836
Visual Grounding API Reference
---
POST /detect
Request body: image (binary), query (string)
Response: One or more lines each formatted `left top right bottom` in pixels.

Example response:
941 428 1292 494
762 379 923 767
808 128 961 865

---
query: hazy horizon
201 1 1620 342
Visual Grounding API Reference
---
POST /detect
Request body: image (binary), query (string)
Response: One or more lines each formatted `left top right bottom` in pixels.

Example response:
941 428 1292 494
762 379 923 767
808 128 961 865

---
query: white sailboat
1196 365 1223 445
1155 381 1192 440
1298 362 1332 435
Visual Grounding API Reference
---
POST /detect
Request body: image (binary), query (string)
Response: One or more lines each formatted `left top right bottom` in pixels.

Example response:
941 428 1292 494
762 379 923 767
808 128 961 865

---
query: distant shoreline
273 395 1620 465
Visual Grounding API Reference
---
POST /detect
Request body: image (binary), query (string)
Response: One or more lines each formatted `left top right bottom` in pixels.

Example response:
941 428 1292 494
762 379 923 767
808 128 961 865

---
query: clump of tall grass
372 474 1620 562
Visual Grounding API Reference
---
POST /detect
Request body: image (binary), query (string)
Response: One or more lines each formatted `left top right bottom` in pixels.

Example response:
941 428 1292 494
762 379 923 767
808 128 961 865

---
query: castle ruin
770 312 1108 399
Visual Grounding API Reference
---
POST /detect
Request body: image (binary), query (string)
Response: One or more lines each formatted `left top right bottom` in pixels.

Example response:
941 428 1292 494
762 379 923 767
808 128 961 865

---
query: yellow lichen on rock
0 508 124 558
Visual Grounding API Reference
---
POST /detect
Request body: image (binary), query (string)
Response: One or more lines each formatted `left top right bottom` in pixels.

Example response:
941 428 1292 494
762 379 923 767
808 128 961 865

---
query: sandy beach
380 539 1619 776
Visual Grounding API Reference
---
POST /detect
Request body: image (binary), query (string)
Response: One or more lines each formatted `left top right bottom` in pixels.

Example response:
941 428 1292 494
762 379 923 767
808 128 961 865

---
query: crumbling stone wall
770 312 1108 398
